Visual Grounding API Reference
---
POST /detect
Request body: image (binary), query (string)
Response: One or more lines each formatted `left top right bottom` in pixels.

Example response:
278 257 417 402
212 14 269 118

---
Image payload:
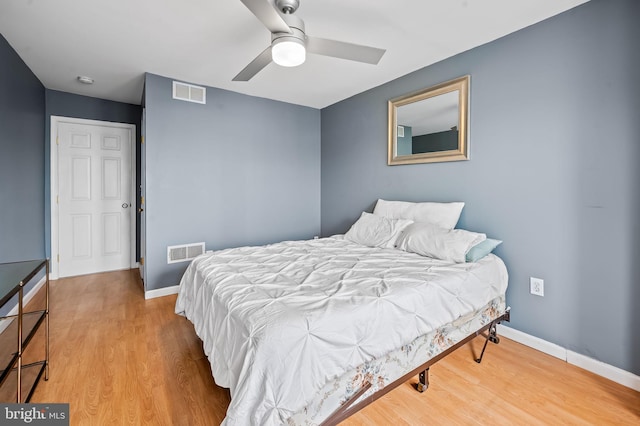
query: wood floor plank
19 270 639 425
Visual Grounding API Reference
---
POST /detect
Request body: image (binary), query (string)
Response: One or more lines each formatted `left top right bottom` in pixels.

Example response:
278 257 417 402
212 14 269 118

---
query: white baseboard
498 324 640 392
497 324 566 360
0 276 47 334
566 350 640 392
144 285 179 300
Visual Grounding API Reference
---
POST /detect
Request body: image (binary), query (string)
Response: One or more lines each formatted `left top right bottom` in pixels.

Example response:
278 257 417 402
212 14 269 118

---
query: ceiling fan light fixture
234 0 384 81
272 37 306 67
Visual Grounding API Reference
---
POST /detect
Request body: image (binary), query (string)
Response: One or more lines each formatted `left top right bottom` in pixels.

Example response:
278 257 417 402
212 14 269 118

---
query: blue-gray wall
0 34 45 263
143 73 321 290
0 34 45 316
44 90 142 259
321 0 639 375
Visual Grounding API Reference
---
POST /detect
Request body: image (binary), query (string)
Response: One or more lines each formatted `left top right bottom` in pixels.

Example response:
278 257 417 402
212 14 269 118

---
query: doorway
50 116 136 279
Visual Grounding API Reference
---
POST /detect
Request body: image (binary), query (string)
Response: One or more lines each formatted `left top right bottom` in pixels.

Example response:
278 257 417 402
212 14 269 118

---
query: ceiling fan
233 0 386 81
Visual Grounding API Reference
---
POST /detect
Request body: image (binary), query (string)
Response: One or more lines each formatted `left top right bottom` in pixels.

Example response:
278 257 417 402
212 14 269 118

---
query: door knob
122 203 129 208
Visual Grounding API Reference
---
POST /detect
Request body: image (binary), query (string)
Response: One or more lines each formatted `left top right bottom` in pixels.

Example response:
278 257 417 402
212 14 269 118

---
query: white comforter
175 236 508 425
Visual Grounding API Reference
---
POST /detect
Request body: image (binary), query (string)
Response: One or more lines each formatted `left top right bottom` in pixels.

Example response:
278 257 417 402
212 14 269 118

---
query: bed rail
320 308 511 426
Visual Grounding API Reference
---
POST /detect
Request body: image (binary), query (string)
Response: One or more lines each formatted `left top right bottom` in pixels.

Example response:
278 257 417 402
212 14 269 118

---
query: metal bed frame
320 308 511 425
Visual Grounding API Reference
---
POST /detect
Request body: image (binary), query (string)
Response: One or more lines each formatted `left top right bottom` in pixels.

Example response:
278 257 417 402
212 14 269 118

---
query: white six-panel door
55 120 134 278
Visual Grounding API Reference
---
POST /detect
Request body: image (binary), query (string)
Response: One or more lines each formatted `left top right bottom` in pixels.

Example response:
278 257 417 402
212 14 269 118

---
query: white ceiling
0 0 588 109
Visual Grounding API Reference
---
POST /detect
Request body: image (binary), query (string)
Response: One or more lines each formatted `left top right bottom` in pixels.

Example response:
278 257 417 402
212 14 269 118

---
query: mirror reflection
388 76 469 165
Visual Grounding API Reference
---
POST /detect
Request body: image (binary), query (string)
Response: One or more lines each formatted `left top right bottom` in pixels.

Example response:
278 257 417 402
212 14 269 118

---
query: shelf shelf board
0 310 46 387
0 260 47 307
0 361 46 403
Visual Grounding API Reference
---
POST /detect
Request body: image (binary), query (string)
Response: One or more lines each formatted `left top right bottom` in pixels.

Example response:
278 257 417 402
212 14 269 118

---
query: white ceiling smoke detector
77 76 94 84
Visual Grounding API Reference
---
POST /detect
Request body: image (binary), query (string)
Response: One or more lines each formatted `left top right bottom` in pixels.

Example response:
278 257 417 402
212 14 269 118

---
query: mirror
388 75 469 165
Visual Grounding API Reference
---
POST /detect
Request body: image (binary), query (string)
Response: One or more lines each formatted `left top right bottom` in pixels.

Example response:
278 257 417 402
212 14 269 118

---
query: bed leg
416 368 430 393
475 321 500 363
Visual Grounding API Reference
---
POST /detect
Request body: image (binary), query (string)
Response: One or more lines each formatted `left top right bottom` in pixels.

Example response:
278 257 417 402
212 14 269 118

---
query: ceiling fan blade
239 0 291 34
233 46 273 81
306 36 385 64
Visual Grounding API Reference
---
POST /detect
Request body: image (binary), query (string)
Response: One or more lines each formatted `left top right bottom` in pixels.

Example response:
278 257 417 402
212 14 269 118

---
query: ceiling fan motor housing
271 12 305 45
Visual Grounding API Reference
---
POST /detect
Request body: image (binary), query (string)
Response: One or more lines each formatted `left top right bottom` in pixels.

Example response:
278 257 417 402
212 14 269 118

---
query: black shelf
0 361 47 403
0 260 46 307
0 259 49 403
0 310 46 387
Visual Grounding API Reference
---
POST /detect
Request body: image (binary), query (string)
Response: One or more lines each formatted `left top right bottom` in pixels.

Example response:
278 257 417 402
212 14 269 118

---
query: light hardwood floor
24 270 639 425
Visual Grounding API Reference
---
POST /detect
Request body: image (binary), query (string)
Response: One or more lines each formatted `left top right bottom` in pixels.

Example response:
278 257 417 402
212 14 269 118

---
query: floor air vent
167 242 205 264
172 81 206 104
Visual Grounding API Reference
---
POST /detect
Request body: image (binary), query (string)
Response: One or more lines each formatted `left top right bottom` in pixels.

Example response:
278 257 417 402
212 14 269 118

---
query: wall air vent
167 242 205 264
172 81 206 104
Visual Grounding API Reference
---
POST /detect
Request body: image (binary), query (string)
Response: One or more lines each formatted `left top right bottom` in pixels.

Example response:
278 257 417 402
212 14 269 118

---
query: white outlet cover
530 277 544 296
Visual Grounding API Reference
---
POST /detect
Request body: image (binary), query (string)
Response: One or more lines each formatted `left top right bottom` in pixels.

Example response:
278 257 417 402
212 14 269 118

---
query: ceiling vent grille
167 242 205 264
172 81 206 104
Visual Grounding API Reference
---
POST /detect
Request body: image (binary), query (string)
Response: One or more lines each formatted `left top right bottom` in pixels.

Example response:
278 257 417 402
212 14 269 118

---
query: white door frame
50 116 137 279
139 108 146 284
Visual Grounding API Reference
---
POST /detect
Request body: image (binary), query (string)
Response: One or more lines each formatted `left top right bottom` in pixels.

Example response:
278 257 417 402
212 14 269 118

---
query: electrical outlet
530 277 544 297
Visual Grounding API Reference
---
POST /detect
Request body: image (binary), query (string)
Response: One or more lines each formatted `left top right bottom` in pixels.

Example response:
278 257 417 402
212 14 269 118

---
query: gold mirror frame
388 75 469 165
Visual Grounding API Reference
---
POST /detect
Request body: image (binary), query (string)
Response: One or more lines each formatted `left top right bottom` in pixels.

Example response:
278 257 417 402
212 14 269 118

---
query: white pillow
344 212 413 249
373 199 464 230
396 222 486 263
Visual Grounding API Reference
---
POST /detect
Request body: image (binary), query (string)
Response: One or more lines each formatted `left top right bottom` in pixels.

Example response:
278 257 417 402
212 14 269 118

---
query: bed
175 200 510 425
